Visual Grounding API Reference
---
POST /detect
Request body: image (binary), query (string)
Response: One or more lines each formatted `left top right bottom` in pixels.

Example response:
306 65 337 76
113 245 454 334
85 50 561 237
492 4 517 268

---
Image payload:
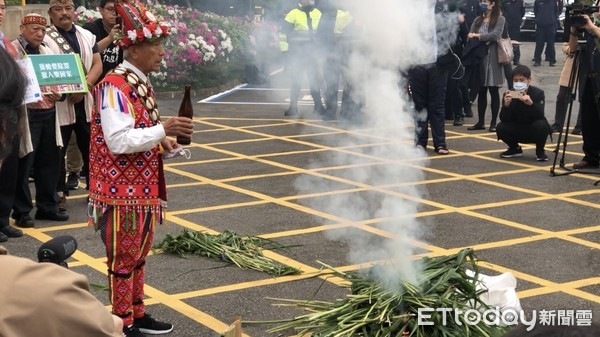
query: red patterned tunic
88 68 166 230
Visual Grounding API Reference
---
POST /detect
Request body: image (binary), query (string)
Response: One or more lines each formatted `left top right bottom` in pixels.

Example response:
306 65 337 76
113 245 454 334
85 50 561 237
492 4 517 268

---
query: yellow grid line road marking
168 200 271 216
168 121 600 255
158 117 599 325
480 261 600 305
22 227 245 336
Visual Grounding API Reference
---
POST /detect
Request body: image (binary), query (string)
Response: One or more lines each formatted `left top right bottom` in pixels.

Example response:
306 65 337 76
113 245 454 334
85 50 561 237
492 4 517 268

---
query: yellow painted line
170 270 337 301
195 128 229 133
166 121 599 257
167 200 271 216
260 224 351 239
241 121 296 129
164 156 242 168
24 228 249 337
518 287 559 298
22 227 246 336
561 225 600 235
30 117 599 336
480 261 600 305
219 171 298 183
198 120 592 213
165 181 207 189
37 222 89 232
159 118 600 314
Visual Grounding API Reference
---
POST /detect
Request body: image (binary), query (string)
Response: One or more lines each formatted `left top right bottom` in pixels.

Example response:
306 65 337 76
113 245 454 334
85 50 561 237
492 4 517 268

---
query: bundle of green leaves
267 249 510 337
155 229 301 277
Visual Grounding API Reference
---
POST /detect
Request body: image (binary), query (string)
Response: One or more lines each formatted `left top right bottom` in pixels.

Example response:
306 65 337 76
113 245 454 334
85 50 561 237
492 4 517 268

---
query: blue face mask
480 3 488 12
513 81 528 91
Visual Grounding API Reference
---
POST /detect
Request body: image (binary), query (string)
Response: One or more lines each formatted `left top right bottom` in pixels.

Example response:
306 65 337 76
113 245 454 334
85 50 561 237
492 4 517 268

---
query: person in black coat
444 11 470 125
409 0 462 154
502 0 525 65
496 65 550 161
569 11 600 169
460 0 483 29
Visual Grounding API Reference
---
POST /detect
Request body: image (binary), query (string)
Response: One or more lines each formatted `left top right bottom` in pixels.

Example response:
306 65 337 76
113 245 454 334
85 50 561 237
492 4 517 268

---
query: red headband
21 15 47 26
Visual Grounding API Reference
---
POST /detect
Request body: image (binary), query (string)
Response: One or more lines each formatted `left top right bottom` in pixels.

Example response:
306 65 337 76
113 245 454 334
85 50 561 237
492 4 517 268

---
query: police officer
502 0 525 65
460 0 483 29
533 0 563 66
282 0 324 117
316 0 352 120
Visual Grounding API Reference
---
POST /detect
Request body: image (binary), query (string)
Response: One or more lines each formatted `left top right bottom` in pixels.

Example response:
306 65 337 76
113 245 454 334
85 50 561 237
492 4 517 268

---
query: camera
566 2 600 30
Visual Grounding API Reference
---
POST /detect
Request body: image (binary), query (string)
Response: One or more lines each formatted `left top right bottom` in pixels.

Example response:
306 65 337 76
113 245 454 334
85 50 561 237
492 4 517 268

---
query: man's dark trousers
13 113 61 216
534 23 557 63
409 64 448 149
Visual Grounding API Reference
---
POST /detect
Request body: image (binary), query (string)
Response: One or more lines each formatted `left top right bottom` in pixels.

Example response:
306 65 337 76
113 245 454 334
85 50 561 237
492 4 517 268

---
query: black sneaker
133 314 173 335
65 172 80 190
0 231 7 242
500 147 523 158
536 151 548 162
123 325 144 337
12 214 34 228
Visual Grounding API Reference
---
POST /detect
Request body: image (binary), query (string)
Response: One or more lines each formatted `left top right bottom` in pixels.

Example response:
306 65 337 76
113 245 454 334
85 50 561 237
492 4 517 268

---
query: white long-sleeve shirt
99 60 166 154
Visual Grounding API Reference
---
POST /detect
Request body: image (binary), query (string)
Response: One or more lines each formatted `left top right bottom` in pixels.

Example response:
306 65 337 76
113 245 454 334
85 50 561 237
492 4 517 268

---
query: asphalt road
2 40 599 336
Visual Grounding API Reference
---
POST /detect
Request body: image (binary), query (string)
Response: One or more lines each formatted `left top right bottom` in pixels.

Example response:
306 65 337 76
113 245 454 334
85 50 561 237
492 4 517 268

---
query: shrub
76 3 279 91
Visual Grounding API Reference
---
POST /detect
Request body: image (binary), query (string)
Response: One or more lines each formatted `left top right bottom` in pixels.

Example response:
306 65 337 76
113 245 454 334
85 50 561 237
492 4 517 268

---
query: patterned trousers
101 208 155 326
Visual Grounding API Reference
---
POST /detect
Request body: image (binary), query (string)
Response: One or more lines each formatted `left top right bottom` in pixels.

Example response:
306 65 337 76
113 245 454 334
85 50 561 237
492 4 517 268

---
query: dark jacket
461 38 487 89
434 0 463 70
577 33 600 99
499 85 546 124
502 0 525 40
534 0 562 26
459 0 482 29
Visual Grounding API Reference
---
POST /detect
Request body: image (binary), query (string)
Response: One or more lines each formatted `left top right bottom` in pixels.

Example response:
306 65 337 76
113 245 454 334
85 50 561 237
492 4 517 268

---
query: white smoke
293 0 461 289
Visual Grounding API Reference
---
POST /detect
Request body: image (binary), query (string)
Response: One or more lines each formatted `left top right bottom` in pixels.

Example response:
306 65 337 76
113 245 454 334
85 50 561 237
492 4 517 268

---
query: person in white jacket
44 0 102 208
10 13 67 228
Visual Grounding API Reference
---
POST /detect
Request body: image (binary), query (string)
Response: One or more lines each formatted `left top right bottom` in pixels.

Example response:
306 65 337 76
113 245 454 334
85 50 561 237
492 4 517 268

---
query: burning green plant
263 248 510 337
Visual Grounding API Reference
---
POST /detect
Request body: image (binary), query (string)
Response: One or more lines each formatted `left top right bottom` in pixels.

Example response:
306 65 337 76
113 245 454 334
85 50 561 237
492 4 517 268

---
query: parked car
520 0 573 40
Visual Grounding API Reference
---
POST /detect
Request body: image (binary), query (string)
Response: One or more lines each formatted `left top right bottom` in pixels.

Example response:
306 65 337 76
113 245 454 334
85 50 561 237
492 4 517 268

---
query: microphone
37 235 78 268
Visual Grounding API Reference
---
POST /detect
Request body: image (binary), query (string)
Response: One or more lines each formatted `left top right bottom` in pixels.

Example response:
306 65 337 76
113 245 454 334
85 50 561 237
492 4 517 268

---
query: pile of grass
266 249 509 337
155 230 301 277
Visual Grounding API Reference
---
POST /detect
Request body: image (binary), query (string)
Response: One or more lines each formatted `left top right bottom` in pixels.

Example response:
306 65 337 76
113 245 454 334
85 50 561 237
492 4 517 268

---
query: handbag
497 21 513 64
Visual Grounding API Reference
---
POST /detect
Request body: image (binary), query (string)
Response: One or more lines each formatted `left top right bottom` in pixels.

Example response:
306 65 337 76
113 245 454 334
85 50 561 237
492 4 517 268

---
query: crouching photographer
566 1 600 169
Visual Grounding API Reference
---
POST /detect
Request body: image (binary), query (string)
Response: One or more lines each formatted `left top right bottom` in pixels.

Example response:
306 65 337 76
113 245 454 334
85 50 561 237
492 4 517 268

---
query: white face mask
513 81 528 91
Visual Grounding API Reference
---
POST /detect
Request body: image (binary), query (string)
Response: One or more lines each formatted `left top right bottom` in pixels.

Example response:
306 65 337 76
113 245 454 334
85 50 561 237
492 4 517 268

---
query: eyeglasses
102 6 116 13
51 5 75 12
0 5 8 11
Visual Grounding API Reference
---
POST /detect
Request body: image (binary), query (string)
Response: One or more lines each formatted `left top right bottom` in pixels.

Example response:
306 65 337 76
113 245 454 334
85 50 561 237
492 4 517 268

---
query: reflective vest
284 6 322 44
334 10 352 34
279 33 288 52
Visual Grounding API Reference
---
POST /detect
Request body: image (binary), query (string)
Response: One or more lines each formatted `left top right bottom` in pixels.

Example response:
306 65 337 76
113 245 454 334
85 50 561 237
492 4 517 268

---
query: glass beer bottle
176 85 193 145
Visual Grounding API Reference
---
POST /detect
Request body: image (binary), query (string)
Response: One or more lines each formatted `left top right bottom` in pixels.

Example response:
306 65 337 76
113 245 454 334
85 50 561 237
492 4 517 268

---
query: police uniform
282 2 324 116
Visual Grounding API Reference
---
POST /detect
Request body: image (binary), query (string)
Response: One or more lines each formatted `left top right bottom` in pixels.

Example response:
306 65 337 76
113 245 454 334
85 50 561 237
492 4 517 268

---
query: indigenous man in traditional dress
88 1 193 336
11 14 65 229
45 0 102 209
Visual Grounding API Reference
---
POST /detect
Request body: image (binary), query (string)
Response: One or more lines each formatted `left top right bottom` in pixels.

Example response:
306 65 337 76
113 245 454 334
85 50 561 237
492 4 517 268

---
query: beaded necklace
112 66 160 122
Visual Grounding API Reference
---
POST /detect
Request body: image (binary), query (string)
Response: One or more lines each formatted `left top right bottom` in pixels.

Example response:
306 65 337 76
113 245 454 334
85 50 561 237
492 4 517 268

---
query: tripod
550 41 584 177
